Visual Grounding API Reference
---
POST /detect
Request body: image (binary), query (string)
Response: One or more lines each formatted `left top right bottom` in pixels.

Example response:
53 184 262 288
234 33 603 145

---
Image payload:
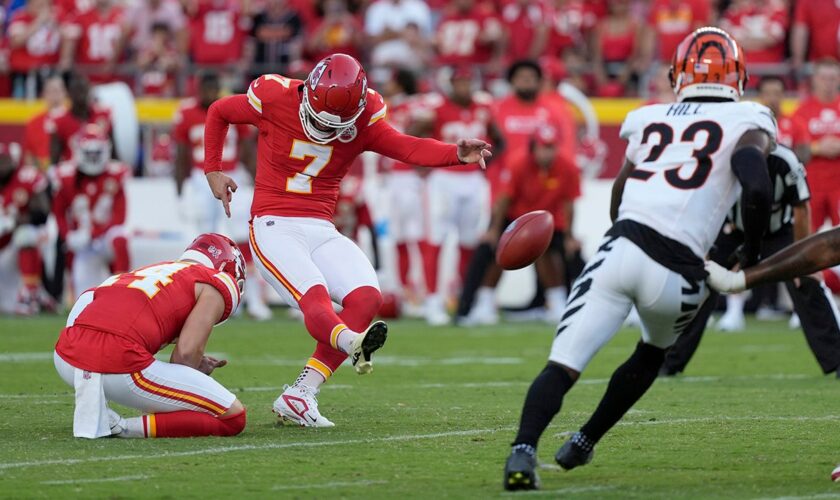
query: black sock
578 342 665 444
512 362 575 448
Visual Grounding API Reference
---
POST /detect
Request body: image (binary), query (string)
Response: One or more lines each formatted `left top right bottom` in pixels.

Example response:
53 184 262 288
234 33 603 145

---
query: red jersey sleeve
204 95 259 173
197 268 241 323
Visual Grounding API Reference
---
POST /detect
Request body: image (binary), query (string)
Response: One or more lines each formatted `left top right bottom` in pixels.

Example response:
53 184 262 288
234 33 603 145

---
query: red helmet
180 233 246 295
669 27 748 102
74 124 111 175
299 54 368 144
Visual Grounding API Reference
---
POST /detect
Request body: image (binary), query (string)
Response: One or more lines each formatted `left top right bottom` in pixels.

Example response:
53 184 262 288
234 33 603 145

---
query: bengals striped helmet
669 27 747 102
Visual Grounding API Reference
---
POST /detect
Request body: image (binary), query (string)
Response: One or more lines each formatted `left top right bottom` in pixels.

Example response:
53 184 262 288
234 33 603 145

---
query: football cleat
503 448 540 491
424 294 450 326
273 384 335 428
350 321 388 375
108 408 127 436
555 436 595 470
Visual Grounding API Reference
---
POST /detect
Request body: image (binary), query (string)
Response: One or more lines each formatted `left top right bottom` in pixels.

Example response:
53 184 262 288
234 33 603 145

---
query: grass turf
0 314 838 499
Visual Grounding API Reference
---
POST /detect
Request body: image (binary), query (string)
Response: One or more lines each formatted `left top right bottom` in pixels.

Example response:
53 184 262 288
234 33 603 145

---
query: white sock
546 286 568 311
476 287 495 309
336 328 359 355
293 366 327 390
726 293 746 315
120 417 147 438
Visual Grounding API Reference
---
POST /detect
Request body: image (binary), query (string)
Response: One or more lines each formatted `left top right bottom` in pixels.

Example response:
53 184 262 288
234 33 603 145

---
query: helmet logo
207 245 222 259
310 61 327 90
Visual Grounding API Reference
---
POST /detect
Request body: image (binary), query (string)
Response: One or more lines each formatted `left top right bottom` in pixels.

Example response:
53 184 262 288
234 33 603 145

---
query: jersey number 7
287 140 334 194
629 121 723 189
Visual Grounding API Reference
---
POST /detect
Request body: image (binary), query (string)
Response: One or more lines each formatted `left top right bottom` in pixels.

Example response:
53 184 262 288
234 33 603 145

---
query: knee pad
219 409 246 436
12 224 39 248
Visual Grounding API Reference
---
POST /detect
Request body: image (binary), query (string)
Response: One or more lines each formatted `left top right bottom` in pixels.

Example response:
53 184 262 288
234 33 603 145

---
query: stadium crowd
2 0 840 329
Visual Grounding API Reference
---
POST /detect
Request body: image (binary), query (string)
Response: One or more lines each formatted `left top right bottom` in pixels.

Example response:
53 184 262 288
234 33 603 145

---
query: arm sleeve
364 120 461 167
111 183 127 226
731 146 772 266
203 95 259 174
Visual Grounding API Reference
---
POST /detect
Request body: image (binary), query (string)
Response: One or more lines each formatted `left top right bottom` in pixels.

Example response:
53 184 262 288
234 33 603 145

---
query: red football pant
396 243 412 289
421 243 474 295
145 409 246 438
18 247 41 287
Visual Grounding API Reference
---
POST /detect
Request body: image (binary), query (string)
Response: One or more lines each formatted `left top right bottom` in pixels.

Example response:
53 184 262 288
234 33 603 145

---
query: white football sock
726 293 746 315
546 286 568 311
293 366 327 390
475 287 495 310
120 417 147 438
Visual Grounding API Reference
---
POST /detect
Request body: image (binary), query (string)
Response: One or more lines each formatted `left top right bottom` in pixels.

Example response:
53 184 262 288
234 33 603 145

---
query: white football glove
704 260 746 293
66 229 92 252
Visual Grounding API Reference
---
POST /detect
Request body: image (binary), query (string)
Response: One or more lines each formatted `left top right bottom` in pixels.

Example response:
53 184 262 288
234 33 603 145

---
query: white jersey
618 101 777 257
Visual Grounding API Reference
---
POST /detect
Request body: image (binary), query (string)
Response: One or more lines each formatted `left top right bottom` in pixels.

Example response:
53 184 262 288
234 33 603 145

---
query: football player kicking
504 27 777 490
53 234 247 439
202 53 491 427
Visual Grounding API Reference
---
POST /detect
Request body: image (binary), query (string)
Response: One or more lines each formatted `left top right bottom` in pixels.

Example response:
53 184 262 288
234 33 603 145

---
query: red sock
458 246 475 284
396 243 411 288
18 247 40 287
110 236 130 273
309 342 348 377
421 242 441 294
237 240 253 264
146 409 246 438
299 285 350 348
824 270 840 295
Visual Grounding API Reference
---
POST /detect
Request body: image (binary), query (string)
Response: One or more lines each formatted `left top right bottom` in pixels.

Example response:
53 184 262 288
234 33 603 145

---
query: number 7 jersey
618 101 777 258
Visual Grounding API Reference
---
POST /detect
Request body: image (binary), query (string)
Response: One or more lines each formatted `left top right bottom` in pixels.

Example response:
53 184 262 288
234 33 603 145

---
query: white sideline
756 494 840 500
41 474 150 485
272 480 388 491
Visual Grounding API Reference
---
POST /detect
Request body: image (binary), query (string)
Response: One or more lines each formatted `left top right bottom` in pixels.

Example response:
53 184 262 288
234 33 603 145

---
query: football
495 210 555 270
831 464 840 482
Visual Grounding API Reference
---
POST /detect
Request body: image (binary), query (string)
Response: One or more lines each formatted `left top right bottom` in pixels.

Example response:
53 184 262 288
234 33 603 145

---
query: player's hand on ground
205 171 238 218
456 139 492 169
704 260 747 294
198 356 227 375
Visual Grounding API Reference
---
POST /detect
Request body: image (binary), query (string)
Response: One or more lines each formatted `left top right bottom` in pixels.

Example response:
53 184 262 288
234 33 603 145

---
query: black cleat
503 448 540 491
350 321 388 374
555 437 594 470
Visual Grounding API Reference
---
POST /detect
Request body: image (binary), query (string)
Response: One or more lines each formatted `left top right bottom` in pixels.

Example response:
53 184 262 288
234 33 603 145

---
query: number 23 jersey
618 101 777 258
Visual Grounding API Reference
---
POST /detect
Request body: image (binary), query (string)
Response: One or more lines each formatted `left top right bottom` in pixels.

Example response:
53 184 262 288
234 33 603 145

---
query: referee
662 144 840 376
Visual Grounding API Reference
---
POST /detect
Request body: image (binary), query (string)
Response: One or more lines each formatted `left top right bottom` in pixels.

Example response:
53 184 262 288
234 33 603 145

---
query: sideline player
503 27 776 490
53 233 247 439
173 72 271 321
202 54 491 427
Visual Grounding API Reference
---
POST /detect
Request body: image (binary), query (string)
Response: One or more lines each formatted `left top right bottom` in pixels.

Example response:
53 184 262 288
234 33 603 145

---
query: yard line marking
238 384 354 392
0 427 515 471
0 352 52 362
272 480 388 491
755 494 840 500
501 485 615 496
41 474 150 485
618 415 840 427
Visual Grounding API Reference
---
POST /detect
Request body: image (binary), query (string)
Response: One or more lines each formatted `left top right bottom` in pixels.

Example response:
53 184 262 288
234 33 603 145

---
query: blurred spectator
306 0 364 63
23 76 67 169
136 23 180 96
720 0 788 65
434 0 503 70
645 0 711 62
364 0 433 69
544 0 599 61
57 0 94 16
791 0 840 73
50 74 113 164
792 59 840 230
757 76 809 161
590 0 647 96
124 0 186 56
500 0 549 62
251 0 304 76
7 0 61 98
59 0 129 83
645 64 676 104
185 0 253 67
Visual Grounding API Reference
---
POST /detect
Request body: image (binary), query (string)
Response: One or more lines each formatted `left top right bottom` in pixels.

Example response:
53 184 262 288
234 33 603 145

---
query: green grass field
1 313 839 499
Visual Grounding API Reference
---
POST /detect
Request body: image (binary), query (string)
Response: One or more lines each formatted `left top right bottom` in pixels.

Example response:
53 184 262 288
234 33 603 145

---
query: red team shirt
648 0 710 61
776 115 809 151
7 9 62 72
188 1 249 65
62 6 126 81
203 74 462 221
545 0 598 58
51 161 129 240
792 96 840 186
426 92 494 173
435 7 501 66
721 3 788 64
502 150 581 232
52 105 112 161
0 165 47 250
55 262 240 373
794 0 840 61
23 108 64 168
172 98 252 172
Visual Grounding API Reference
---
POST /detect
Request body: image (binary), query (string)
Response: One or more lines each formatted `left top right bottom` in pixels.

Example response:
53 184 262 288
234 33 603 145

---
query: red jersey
435 7 502 66
57 0 93 16
62 6 126 80
500 1 547 61
7 9 62 72
51 161 130 240
426 92 494 173
777 115 809 151
546 0 598 57
648 0 710 61
54 261 240 373
23 108 64 169
203 74 461 221
794 0 840 61
383 94 419 173
792 96 840 185
0 165 47 250
501 151 580 231
188 1 249 65
493 93 577 165
172 98 252 172
721 3 787 64
597 19 638 62
52 105 112 161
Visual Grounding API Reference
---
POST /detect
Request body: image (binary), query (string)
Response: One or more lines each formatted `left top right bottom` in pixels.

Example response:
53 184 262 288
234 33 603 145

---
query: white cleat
716 312 746 332
108 408 127 437
247 299 272 321
273 384 335 427
425 295 450 326
789 313 801 330
349 321 388 374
